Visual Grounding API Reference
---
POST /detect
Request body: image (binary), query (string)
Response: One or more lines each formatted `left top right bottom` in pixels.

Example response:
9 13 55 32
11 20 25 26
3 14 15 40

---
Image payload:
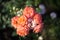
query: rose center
28 18 38 29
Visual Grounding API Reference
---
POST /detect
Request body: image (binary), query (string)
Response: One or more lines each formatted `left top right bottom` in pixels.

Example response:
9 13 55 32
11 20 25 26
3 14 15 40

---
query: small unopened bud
13 6 15 10
17 9 23 16
50 12 57 19
38 36 43 40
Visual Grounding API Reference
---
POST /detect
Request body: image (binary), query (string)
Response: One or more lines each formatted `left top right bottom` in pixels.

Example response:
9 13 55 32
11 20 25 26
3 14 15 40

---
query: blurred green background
0 0 60 40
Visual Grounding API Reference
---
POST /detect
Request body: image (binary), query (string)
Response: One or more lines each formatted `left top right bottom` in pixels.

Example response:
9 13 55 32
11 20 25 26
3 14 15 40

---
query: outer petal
11 16 19 29
33 24 43 33
23 6 35 18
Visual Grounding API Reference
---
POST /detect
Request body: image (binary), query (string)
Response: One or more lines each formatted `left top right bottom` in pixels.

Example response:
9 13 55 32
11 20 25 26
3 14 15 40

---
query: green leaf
26 0 32 6
36 8 41 13
12 31 17 36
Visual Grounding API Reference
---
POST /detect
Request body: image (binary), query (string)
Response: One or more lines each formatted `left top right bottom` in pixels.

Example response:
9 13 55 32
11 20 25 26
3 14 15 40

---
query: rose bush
11 6 43 37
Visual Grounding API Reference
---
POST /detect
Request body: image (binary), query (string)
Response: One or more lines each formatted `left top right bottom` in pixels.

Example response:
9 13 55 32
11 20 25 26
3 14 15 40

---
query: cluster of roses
11 6 43 37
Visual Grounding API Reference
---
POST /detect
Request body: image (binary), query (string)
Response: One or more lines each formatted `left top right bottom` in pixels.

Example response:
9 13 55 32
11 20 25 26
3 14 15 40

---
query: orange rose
16 25 29 37
17 15 28 26
11 16 19 29
33 14 43 33
33 13 42 24
23 6 35 18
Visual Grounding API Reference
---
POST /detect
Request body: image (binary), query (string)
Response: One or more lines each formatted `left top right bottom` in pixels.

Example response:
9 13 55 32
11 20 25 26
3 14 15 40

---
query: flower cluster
11 6 43 37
